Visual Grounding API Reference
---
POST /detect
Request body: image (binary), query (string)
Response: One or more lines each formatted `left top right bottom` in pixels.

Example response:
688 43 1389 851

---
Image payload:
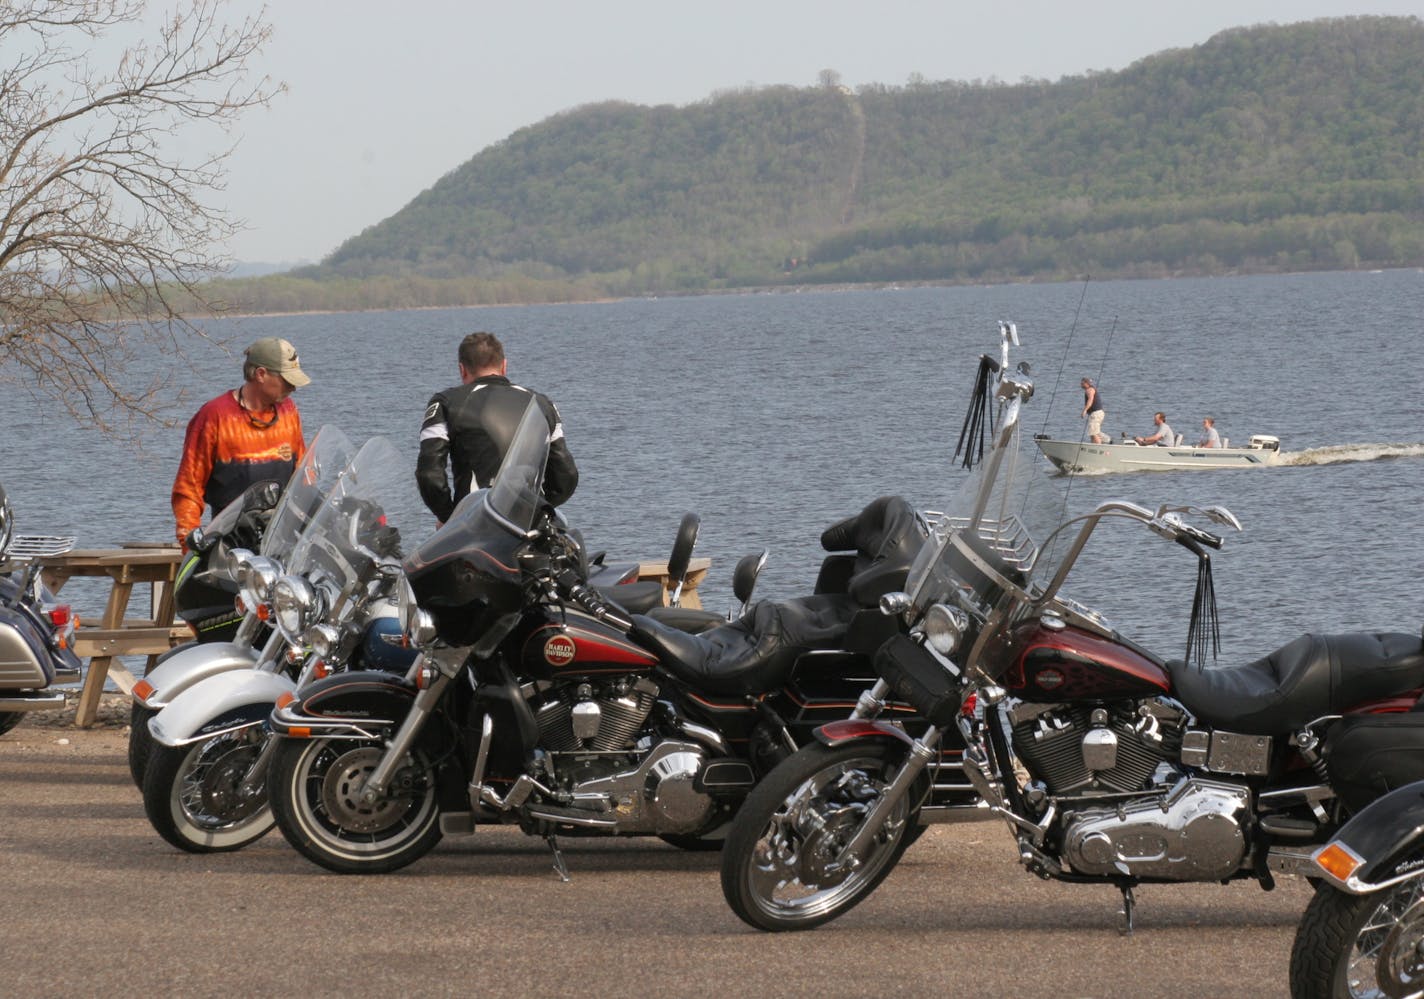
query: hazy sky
188 0 1424 264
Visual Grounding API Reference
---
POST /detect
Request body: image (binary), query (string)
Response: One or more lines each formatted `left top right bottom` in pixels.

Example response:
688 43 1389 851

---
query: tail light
48 605 73 627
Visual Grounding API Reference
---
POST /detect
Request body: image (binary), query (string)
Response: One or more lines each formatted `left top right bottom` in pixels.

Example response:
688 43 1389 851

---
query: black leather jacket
416 375 578 523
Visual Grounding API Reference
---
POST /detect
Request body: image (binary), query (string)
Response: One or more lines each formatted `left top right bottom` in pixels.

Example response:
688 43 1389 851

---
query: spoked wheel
721 741 918 932
142 729 274 853
268 736 441 874
128 702 158 788
1290 856 1424 998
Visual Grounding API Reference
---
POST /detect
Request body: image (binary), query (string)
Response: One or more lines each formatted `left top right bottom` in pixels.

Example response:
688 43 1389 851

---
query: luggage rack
2 534 78 566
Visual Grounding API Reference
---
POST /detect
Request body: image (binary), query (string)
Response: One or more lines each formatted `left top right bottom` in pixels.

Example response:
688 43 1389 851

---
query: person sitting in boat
1080 377 1107 444
1197 416 1222 448
1134 412 1175 447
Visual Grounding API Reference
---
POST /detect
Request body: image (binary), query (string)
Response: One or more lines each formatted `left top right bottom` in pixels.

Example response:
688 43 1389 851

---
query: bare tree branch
0 0 279 438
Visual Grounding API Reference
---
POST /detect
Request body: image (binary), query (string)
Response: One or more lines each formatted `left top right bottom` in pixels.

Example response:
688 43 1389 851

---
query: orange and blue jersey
171 391 305 544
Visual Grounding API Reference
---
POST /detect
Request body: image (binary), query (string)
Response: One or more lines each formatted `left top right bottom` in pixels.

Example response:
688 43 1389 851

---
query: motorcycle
718 321 1424 932
126 425 358 787
1288 719 1424 998
0 483 81 735
140 434 415 853
170 478 284 645
265 401 970 876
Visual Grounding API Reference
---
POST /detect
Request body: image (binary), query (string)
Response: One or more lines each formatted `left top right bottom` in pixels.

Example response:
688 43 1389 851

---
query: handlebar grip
1180 523 1224 550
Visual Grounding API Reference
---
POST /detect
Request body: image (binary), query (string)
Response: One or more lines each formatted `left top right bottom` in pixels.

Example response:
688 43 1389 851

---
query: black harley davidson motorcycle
718 321 1424 933
265 403 978 875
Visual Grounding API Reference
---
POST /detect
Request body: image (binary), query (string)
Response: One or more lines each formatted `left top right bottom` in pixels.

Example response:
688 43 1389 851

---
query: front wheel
128 702 158 788
0 711 23 736
141 730 274 853
720 741 918 932
1290 854 1424 998
268 736 441 874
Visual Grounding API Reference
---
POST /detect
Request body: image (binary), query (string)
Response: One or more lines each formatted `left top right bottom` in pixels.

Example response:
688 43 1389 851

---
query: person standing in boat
1134 412 1175 447
1197 416 1222 448
1080 377 1107 444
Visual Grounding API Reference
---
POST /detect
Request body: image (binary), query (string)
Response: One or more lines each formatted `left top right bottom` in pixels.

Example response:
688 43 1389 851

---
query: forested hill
247 16 1423 309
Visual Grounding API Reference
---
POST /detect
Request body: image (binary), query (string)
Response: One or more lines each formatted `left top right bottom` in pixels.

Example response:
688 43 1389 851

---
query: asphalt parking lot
2 709 1309 998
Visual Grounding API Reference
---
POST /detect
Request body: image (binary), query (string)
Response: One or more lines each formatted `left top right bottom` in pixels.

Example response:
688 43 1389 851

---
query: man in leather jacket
416 332 578 524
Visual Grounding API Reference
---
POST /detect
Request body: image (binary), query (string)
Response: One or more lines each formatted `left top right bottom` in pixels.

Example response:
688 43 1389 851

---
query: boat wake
1279 443 1424 466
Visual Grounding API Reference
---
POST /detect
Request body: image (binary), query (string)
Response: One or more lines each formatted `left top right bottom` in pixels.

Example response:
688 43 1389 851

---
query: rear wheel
142 730 274 853
269 736 441 874
1290 853 1424 998
721 741 918 932
0 711 23 736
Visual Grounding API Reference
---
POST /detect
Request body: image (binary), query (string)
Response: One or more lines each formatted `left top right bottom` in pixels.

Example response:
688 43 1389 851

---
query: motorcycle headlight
237 554 281 599
272 574 319 642
923 602 969 657
303 622 342 659
406 608 439 649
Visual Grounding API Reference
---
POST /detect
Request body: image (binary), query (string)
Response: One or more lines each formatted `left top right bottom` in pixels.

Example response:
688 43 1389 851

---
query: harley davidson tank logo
543 634 577 666
1036 668 1065 690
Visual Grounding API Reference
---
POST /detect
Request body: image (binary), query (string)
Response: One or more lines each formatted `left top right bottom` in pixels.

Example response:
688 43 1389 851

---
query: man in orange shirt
171 337 310 548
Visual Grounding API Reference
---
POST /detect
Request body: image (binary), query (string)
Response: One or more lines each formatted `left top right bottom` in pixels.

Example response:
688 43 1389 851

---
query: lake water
5 269 1422 666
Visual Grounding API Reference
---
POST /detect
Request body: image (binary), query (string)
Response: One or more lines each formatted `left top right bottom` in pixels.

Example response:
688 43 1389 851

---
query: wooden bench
39 545 187 728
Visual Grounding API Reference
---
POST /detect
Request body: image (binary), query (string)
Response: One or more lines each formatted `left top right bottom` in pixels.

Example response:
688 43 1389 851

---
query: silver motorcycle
127 425 356 786
140 435 413 853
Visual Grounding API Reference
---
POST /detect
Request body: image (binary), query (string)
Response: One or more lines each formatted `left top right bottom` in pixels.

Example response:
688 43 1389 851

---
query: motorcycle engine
1061 778 1251 880
528 676 716 834
1011 699 1186 795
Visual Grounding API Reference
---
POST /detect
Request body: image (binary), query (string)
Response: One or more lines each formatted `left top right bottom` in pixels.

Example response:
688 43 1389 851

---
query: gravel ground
0 699 1310 998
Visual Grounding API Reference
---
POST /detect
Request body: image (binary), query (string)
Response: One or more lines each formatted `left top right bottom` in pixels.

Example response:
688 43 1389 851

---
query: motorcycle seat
629 592 859 697
1168 631 1424 734
597 580 664 615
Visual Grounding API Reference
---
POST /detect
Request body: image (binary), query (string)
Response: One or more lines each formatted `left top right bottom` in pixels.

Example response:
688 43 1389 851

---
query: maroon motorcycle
720 322 1424 932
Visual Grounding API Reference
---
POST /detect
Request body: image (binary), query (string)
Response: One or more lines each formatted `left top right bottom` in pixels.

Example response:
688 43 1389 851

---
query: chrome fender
131 641 259 709
148 669 296 748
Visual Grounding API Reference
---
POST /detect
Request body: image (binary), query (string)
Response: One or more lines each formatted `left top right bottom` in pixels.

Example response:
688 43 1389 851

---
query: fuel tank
518 608 658 680
1004 620 1169 701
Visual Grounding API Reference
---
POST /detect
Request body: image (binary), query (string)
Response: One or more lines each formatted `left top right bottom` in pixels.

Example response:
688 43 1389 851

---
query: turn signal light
133 680 155 703
255 603 271 621
1314 842 1364 882
274 691 296 710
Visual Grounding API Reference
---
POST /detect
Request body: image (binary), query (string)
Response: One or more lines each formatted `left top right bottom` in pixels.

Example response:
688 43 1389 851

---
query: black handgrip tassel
1185 553 1222 669
954 354 999 470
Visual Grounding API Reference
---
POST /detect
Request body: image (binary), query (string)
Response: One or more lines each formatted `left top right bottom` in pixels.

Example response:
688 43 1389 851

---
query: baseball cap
245 337 311 387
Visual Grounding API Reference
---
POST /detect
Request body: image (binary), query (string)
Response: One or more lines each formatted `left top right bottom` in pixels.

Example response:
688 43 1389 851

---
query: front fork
356 671 453 806
833 724 943 871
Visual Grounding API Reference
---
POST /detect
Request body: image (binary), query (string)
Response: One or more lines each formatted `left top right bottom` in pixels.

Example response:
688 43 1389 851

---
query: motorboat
1034 432 1284 474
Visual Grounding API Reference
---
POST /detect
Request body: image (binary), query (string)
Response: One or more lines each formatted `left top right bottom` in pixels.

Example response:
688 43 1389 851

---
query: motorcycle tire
128 702 158 788
720 741 920 932
1289 850 1424 999
141 731 274 853
268 735 441 875
0 711 23 736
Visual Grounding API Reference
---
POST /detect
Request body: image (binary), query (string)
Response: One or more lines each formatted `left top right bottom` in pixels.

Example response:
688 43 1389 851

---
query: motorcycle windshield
260 426 356 563
903 353 1076 615
283 436 407 614
406 400 549 572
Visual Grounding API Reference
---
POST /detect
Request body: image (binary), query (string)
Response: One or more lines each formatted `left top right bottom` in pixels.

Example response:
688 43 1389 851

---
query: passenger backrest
1174 433 1185 446
815 496 928 607
1221 437 1229 448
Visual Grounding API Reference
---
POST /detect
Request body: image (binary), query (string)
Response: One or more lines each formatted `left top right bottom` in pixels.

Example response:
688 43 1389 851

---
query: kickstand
1118 885 1136 936
546 833 570 882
